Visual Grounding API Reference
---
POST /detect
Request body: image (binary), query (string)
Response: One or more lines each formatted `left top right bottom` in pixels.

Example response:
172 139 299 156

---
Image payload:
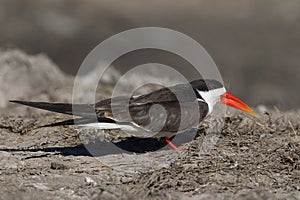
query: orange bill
220 92 260 118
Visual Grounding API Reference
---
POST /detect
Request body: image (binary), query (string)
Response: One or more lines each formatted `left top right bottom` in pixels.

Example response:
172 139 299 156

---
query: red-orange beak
220 92 260 118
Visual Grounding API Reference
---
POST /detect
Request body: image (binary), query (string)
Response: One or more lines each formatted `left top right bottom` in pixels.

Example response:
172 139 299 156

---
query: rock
257 105 268 114
120 176 133 183
30 183 50 191
50 162 68 170
85 177 97 186
0 49 66 108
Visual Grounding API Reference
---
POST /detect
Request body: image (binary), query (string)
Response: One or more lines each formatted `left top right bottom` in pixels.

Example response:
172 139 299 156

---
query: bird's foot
160 137 182 151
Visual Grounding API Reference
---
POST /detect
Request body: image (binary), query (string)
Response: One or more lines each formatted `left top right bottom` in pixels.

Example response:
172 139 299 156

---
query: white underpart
78 122 146 136
197 87 226 115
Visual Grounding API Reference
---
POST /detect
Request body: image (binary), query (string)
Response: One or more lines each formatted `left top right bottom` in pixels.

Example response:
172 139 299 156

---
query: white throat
197 87 226 115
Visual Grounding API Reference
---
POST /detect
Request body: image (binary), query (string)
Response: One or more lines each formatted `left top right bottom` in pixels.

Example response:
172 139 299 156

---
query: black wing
10 100 96 118
131 83 198 104
10 82 201 129
94 82 198 111
127 101 208 133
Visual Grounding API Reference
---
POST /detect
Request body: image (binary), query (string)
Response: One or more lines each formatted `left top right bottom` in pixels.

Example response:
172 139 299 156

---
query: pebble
85 177 97 186
50 162 67 170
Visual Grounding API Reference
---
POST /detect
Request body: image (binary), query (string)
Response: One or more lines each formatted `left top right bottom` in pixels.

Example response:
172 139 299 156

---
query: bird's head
191 79 259 117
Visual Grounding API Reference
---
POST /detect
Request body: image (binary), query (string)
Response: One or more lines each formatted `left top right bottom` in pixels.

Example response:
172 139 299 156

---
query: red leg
160 137 182 151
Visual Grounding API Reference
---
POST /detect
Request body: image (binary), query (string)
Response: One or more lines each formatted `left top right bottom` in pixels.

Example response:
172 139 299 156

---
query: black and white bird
10 79 258 150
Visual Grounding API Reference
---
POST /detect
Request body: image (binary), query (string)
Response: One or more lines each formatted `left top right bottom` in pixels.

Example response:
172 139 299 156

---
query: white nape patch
197 87 226 115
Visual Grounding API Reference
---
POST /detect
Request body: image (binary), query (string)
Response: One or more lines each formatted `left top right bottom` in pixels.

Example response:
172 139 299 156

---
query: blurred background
0 0 299 109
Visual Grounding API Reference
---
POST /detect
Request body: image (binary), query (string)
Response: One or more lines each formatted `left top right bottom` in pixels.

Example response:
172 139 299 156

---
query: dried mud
0 111 299 200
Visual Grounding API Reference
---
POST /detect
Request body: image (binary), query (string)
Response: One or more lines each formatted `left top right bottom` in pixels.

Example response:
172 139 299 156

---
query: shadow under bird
10 79 258 150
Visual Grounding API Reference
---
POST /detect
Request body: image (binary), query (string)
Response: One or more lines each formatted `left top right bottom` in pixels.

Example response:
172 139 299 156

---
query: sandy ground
0 50 299 199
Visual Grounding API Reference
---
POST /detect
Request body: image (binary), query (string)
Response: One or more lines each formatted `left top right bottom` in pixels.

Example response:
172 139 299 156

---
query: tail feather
10 100 96 118
39 117 115 128
39 118 78 128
